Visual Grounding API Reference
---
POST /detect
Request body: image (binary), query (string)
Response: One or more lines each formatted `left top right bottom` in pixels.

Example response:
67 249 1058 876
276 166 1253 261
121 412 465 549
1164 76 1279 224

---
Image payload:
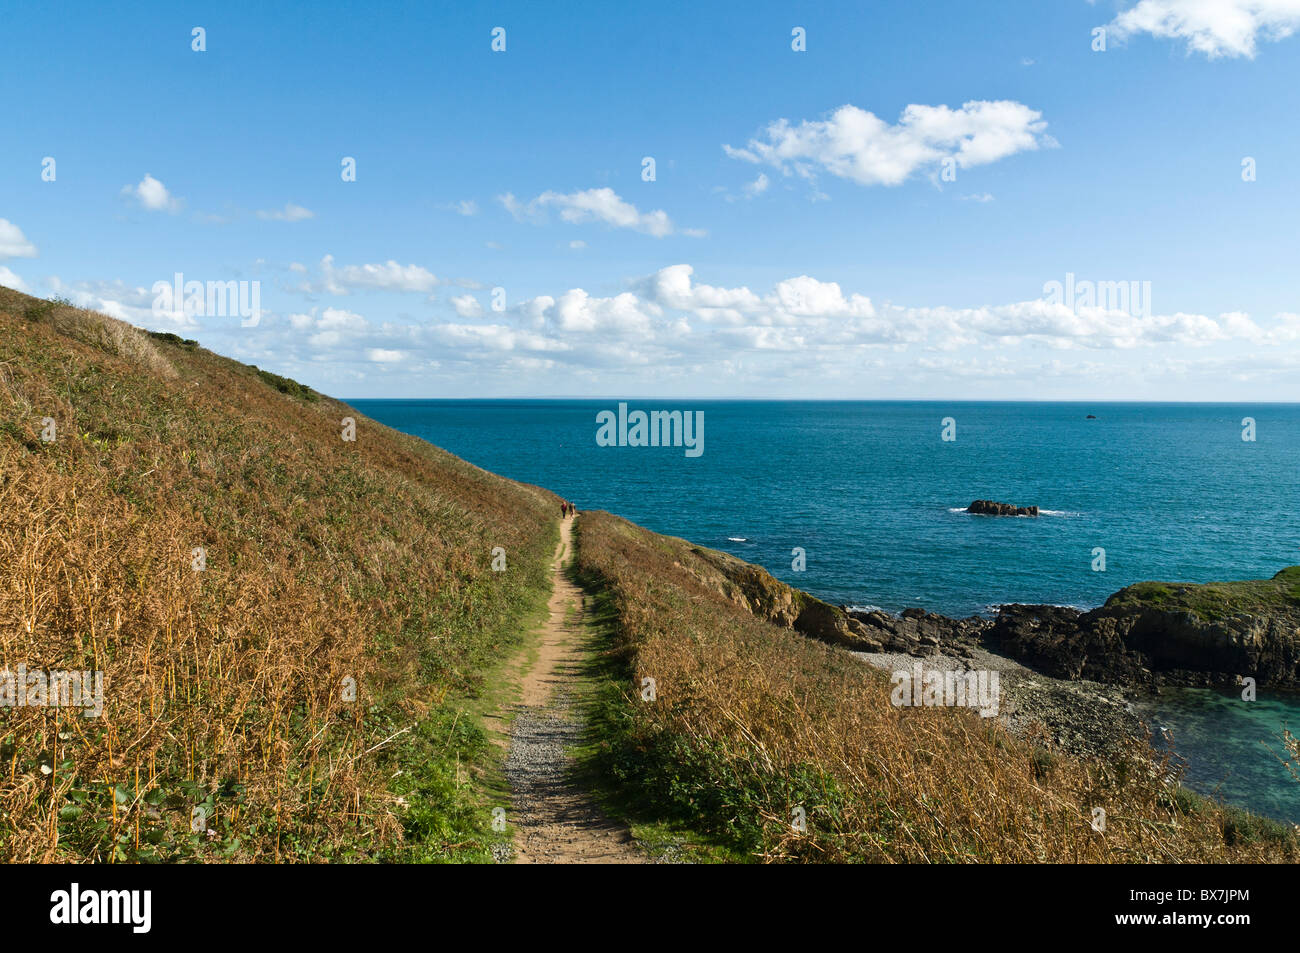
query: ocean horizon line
343 396 1300 405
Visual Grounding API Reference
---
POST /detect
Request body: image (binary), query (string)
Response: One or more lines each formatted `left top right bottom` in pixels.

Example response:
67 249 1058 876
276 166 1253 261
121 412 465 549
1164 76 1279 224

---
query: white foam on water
984 601 1099 613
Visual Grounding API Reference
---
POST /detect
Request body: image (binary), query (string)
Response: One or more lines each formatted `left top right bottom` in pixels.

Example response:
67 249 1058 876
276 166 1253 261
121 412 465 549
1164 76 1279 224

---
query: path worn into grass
505 514 644 864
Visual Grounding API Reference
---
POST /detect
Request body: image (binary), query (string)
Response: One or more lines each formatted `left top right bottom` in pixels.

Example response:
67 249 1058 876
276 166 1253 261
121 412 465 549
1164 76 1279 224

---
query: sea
351 399 1300 823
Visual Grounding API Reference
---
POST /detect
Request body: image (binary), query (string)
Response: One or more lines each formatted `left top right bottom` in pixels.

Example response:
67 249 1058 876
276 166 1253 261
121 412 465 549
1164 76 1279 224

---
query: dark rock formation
849 568 1300 690
967 499 1038 517
844 606 989 658
986 588 1300 689
985 604 1154 685
692 535 1300 691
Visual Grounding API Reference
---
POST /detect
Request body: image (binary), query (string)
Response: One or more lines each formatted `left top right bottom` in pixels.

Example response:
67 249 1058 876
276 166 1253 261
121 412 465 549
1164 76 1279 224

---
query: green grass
253 365 320 402
0 284 565 863
567 550 757 864
1170 787 1297 848
146 330 200 350
1106 566 1300 622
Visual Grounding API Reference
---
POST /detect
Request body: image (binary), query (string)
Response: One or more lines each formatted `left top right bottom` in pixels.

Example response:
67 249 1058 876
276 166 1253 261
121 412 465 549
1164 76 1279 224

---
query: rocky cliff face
690 541 1300 690
844 607 989 657
986 573 1300 688
686 547 877 651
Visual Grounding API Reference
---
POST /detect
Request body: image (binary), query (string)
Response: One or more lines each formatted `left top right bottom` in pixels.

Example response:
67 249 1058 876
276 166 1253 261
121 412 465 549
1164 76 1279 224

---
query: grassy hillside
573 510 1300 862
5 286 1296 866
0 289 559 862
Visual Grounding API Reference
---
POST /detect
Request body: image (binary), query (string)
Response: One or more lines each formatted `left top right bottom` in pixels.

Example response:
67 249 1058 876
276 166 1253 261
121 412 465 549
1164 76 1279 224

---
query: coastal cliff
685 535 1300 690
987 569 1300 688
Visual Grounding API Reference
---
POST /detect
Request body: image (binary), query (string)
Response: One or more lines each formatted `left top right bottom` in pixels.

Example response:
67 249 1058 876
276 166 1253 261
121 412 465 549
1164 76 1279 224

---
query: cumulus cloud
429 323 568 353
44 276 197 329
499 187 693 238
121 174 183 213
305 306 370 347
1107 0 1300 58
642 264 876 329
0 219 37 258
724 101 1053 188
256 203 315 222
549 288 661 335
494 264 1300 364
450 293 483 317
44 261 1299 399
0 266 30 292
318 255 440 295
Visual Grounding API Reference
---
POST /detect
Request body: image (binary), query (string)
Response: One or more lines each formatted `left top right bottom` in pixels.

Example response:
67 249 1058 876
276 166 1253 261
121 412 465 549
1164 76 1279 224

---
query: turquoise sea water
1137 688 1300 824
352 399 1300 822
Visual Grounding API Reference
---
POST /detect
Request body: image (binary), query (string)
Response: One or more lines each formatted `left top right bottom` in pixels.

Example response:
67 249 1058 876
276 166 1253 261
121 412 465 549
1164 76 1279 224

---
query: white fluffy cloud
549 288 661 336
0 219 37 258
44 276 197 329
0 266 30 292
318 255 440 294
306 306 370 348
121 174 183 213
503 264 1299 359
643 264 876 328
430 323 568 353
1108 0 1300 58
499 187 692 238
450 294 483 318
725 101 1053 188
46 263 1300 398
256 203 315 222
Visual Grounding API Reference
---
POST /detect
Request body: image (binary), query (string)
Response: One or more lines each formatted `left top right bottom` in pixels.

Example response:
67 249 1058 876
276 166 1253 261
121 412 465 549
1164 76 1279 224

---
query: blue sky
3 0 1300 399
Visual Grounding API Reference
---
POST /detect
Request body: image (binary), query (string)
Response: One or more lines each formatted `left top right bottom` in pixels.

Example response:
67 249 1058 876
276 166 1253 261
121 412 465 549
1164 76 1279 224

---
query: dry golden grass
575 510 1300 863
0 288 558 862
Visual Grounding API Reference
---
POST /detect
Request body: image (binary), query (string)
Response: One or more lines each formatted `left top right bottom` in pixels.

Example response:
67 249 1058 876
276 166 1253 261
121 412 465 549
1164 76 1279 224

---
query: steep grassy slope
573 510 1299 862
0 289 558 862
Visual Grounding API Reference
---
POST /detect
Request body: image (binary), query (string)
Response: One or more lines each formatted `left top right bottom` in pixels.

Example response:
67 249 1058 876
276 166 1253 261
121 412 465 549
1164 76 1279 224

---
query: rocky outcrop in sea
967 499 1039 517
